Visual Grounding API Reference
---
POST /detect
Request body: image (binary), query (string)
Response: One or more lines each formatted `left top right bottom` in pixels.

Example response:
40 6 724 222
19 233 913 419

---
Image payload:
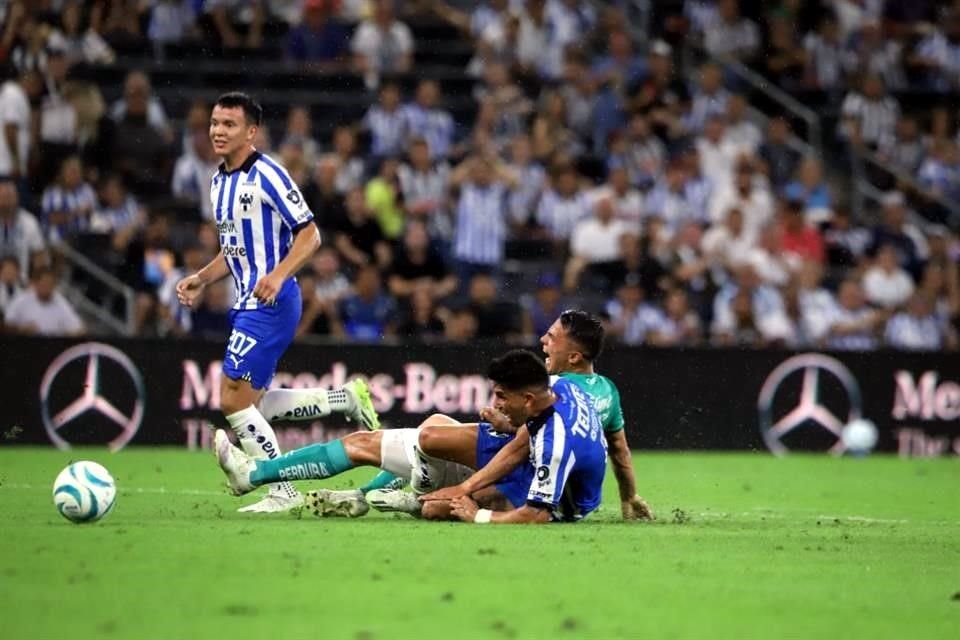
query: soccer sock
359 470 400 494
250 440 354 485
225 405 299 499
258 388 353 422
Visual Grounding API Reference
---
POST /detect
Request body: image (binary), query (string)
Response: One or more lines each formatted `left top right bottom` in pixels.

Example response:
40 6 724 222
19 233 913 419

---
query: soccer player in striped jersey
176 93 378 513
213 350 608 523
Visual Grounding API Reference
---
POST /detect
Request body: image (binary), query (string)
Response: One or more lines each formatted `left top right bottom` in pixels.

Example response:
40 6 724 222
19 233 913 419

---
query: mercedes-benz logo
757 353 862 456
40 342 145 451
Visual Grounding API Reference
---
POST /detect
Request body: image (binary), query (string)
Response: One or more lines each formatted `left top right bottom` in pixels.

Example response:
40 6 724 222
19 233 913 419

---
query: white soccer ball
841 418 879 455
52 461 117 523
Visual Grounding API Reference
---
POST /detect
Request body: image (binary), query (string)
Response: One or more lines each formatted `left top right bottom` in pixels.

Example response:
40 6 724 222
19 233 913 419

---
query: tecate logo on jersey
40 343 145 451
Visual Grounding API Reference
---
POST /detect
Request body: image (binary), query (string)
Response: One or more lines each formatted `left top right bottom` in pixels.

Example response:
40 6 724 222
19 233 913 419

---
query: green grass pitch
0 448 957 639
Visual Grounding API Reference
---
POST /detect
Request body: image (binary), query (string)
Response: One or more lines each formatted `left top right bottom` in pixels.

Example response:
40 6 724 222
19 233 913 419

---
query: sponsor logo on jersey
224 245 247 258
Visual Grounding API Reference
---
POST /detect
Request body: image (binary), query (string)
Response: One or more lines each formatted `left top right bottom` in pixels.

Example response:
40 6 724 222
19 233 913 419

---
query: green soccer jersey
555 372 625 433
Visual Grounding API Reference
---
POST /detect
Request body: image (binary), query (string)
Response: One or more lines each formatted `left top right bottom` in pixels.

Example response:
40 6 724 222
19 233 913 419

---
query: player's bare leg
220 375 302 513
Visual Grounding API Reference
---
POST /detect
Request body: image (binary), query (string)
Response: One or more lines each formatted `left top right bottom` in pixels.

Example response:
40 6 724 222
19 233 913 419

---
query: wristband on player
474 509 493 524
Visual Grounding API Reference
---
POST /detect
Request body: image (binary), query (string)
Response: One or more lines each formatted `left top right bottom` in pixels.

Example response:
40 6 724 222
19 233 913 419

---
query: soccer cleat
343 379 380 430
237 491 304 513
366 489 422 517
214 429 256 496
304 488 369 518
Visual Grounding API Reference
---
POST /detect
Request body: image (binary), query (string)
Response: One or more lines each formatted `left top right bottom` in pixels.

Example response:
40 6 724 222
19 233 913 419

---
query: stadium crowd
0 0 957 352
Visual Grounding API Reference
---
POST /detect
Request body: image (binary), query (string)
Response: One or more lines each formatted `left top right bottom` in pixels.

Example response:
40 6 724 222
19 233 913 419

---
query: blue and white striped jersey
41 182 97 241
453 182 510 265
209 151 314 311
526 377 607 522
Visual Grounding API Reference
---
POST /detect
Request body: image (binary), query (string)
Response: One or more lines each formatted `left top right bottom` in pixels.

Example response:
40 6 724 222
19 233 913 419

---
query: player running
213 350 607 522
176 92 378 513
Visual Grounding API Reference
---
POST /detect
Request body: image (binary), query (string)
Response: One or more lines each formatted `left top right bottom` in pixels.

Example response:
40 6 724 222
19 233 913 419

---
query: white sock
258 387 353 422
225 405 299 499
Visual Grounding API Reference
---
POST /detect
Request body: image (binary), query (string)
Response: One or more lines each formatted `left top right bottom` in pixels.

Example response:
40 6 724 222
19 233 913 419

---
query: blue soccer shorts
475 425 534 508
222 284 301 390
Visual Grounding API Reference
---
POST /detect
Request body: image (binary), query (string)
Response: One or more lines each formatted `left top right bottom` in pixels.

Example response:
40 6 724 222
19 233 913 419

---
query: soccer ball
841 419 879 455
52 461 117 523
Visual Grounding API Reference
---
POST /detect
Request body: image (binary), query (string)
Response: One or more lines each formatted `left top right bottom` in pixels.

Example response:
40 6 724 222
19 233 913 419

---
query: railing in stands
55 242 136 336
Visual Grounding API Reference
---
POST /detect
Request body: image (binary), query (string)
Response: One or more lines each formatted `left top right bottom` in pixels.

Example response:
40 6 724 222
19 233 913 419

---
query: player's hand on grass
175 274 205 307
253 272 284 305
480 407 516 434
622 495 655 521
450 496 479 523
420 483 468 503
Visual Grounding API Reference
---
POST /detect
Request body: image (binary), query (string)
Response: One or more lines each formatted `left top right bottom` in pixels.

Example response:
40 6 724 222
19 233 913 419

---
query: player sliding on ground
316 310 654 520
176 92 380 513
214 350 608 522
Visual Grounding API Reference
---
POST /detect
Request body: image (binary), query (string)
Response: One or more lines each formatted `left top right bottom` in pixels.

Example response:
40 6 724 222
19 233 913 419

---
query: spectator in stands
351 0 414 88
0 255 24 320
305 155 346 231
397 284 446 340
295 247 350 337
885 291 955 350
870 191 929 277
863 243 915 310
824 278 882 351
147 0 199 48
629 40 688 142
761 13 805 88
57 0 116 66
687 62 729 134
337 264 397 341
3 266 84 336
623 111 666 190
67 82 115 182
190 279 232 339
711 264 794 346
283 105 320 169
724 93 762 154
910 10 960 91
504 133 545 230
295 270 337 339
648 288 702 346
743 222 791 288
558 49 596 143
363 81 406 161
333 187 392 270
0 67 42 195
388 219 456 302
589 161 643 228
444 306 479 343
917 139 960 203
823 205 872 267
278 137 311 188
778 195 825 268
564 196 628 292
704 0 759 63
919 259 960 335
604 275 665 346
709 157 773 237
474 61 532 144
403 79 454 160
285 0 349 69
590 29 647 144
116 213 176 334
877 115 926 175
793 260 835 347
696 115 743 192
449 154 516 284
702 206 754 275
0 177 45 283
40 155 97 242
536 162 590 255
758 116 801 191
90 173 146 254
784 157 833 224
365 156 404 240
110 70 172 143
646 158 703 233
844 19 904 90
531 90 582 161
331 125 365 194
310 246 351 304
466 272 521 339
110 72 173 196
202 0 266 50
99 0 147 49
172 128 219 221
803 13 844 91
839 73 899 153
156 243 206 337
521 272 566 338
398 137 451 247
515 0 568 80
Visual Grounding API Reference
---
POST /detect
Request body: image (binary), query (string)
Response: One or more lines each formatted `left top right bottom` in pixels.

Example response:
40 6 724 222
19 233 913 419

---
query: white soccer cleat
304 488 369 518
237 491 304 513
366 489 422 517
343 379 381 431
214 429 256 496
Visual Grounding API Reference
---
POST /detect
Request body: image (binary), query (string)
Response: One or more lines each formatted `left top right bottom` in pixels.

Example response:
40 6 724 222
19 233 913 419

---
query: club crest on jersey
238 191 254 212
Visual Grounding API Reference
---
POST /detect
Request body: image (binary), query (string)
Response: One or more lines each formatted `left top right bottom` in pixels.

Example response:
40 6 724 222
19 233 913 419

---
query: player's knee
422 413 458 427
417 425 442 454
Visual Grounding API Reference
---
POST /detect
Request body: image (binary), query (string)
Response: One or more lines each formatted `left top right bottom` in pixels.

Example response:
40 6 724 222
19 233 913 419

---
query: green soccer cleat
343 379 380 430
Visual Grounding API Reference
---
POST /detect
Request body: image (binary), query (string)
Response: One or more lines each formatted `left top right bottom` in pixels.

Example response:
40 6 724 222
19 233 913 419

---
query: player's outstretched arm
605 429 654 521
450 496 551 524
253 224 321 304
421 427 531 502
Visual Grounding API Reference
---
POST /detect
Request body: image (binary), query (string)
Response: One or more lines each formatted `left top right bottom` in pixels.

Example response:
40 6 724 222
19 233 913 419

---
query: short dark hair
487 350 549 392
559 310 605 362
214 92 262 126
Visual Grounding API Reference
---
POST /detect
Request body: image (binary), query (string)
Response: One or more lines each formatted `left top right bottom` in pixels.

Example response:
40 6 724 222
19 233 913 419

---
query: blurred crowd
0 0 958 352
